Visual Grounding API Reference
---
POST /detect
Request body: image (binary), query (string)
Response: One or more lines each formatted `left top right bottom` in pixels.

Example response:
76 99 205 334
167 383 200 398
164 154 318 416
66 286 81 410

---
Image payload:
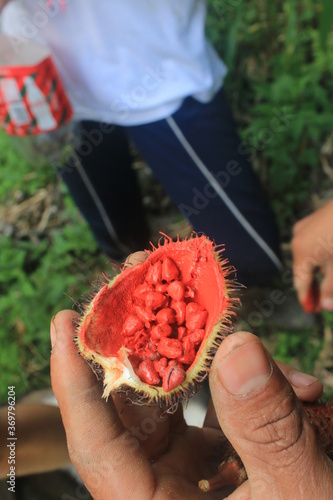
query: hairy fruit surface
75 235 235 409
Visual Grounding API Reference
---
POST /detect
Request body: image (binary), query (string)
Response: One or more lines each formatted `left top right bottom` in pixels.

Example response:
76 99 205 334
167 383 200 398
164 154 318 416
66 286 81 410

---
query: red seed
124 330 147 351
167 280 185 301
136 360 160 385
177 326 187 341
133 283 154 302
121 315 145 337
146 350 160 361
178 337 196 365
153 357 168 376
189 329 205 345
185 286 195 299
131 329 148 345
134 305 155 325
151 323 173 340
170 301 186 325
155 307 176 324
168 359 184 369
157 337 183 359
162 364 186 392
186 302 205 315
186 302 208 332
162 257 180 282
145 260 162 284
145 291 167 310
155 283 168 293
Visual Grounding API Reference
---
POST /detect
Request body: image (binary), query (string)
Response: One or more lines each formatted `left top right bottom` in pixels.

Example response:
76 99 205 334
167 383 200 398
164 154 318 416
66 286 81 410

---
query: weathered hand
292 200 333 312
208 331 333 499
50 310 331 500
51 309 233 499
0 0 10 11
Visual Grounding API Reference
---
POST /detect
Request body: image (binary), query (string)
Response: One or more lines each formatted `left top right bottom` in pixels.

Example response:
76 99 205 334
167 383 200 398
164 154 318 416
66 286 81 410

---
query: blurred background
1 0 332 402
0 1 333 496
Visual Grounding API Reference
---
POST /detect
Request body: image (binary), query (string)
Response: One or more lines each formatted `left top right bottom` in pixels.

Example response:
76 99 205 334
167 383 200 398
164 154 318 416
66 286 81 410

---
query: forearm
0 403 70 479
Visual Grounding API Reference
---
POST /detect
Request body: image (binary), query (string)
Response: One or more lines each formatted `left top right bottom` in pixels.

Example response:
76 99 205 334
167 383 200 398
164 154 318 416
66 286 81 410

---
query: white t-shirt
1 0 227 125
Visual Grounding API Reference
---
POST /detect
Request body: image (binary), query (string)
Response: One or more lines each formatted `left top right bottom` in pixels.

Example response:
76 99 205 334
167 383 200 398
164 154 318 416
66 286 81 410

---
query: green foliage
207 0 333 238
0 133 56 195
273 329 323 374
0 132 106 402
319 0 333 49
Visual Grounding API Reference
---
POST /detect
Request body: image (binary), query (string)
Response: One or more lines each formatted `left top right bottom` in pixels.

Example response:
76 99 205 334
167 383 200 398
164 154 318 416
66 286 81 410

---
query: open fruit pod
75 234 237 411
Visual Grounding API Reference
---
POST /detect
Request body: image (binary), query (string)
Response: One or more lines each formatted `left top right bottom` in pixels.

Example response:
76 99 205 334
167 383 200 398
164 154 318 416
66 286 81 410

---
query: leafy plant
0 133 106 402
273 329 323 375
207 0 333 238
319 0 333 49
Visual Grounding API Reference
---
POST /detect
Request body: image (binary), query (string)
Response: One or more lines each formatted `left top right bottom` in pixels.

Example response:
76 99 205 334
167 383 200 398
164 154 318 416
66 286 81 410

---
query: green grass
0 133 107 401
207 0 333 237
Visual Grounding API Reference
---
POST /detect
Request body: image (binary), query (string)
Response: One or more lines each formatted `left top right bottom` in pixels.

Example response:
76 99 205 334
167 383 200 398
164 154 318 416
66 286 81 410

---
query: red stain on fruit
302 279 321 313
75 234 235 408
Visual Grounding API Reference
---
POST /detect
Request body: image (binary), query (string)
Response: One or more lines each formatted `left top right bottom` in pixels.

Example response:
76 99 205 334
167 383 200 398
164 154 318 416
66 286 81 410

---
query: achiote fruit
75 234 235 409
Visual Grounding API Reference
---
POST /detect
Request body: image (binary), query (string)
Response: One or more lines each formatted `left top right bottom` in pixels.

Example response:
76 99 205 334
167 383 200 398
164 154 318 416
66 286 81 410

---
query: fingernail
321 297 333 311
289 370 318 388
219 341 272 396
50 317 57 349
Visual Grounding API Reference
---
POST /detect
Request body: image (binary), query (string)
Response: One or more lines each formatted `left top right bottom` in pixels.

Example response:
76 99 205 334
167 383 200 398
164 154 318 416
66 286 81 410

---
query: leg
57 121 150 259
126 89 282 285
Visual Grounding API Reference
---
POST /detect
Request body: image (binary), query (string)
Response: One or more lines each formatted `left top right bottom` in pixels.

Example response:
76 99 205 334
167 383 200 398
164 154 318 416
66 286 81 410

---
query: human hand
208 331 333 499
50 308 332 499
0 0 10 11
291 200 333 312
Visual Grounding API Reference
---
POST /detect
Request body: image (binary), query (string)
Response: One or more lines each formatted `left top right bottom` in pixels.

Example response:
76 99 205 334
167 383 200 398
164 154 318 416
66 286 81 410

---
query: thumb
209 331 333 499
50 310 154 499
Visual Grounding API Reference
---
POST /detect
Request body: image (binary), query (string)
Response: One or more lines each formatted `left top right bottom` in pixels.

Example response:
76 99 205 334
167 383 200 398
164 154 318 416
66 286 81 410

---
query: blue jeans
58 88 281 286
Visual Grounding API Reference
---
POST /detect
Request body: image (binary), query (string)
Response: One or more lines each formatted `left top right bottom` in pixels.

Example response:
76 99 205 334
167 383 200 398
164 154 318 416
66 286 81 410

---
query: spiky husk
303 400 333 460
75 234 237 411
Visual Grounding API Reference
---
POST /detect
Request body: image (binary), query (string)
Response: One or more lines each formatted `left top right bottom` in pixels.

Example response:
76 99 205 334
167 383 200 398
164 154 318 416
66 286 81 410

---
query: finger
292 239 315 306
204 360 323 430
226 478 250 500
292 213 312 236
209 331 333 498
291 217 318 307
292 202 333 309
203 399 219 429
112 392 174 459
320 260 333 311
50 310 154 499
275 360 323 402
124 251 149 267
